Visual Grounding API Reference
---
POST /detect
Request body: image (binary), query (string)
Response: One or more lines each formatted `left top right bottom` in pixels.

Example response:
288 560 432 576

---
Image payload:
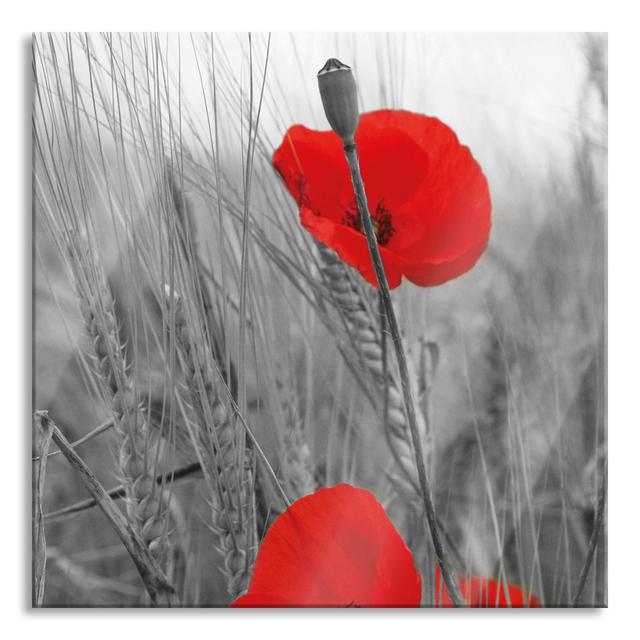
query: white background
3 0 637 637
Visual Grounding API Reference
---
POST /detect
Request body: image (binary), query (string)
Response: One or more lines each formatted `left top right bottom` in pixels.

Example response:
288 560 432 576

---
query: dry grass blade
32 417 114 462
572 461 607 606
32 412 54 607
33 411 176 606
166 166 236 396
45 461 203 521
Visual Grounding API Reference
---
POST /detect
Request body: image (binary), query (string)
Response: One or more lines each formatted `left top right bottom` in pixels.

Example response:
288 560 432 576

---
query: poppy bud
317 58 359 144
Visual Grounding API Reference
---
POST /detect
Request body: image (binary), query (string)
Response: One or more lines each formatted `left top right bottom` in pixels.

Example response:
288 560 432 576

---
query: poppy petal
399 238 489 288
300 207 404 288
231 593 292 607
273 109 491 289
458 576 542 608
355 112 430 210
233 484 421 607
435 565 541 608
273 125 351 224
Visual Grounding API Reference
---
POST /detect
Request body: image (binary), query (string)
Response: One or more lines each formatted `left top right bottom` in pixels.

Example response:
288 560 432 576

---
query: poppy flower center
343 199 395 246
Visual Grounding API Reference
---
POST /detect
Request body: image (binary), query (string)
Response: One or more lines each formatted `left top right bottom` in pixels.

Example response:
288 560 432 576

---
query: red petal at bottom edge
232 593 292 607
400 238 489 288
231 484 421 607
435 566 541 608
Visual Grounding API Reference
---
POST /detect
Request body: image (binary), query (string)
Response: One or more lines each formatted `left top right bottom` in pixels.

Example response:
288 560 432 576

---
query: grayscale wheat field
32 32 606 607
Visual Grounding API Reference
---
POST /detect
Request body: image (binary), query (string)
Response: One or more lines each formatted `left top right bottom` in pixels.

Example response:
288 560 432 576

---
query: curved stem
342 140 463 607
572 460 607 606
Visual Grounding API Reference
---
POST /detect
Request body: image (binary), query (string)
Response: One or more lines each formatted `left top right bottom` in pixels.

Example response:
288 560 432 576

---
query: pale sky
188 32 601 199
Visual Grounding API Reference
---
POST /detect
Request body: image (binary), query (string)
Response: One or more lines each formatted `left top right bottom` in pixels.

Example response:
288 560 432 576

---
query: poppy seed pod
317 58 359 143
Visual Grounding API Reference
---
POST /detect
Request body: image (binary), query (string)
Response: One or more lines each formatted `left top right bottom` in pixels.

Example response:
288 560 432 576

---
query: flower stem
342 139 463 607
572 460 607 606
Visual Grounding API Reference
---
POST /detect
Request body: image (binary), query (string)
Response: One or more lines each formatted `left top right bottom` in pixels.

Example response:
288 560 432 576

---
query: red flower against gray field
435 565 541 608
273 109 491 289
232 484 421 607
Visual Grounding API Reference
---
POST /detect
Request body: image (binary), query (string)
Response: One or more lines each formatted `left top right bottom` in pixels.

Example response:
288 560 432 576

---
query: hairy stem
342 139 463 607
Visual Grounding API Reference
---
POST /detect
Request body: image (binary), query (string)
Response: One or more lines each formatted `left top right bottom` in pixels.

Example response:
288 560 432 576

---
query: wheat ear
279 375 316 501
318 243 426 498
168 287 256 598
68 239 168 562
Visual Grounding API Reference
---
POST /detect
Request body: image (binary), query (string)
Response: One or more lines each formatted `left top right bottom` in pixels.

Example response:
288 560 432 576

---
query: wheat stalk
167 286 256 598
317 243 427 499
67 237 169 564
278 374 316 501
34 411 176 605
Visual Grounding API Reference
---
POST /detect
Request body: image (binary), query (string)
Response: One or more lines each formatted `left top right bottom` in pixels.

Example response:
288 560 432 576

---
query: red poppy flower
435 565 541 608
273 109 491 289
231 484 421 607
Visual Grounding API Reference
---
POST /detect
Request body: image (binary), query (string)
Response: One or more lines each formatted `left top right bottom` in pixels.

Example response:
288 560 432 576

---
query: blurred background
33 32 606 606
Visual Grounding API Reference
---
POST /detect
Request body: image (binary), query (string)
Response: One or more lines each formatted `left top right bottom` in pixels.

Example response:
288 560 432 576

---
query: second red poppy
435 566 541 608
